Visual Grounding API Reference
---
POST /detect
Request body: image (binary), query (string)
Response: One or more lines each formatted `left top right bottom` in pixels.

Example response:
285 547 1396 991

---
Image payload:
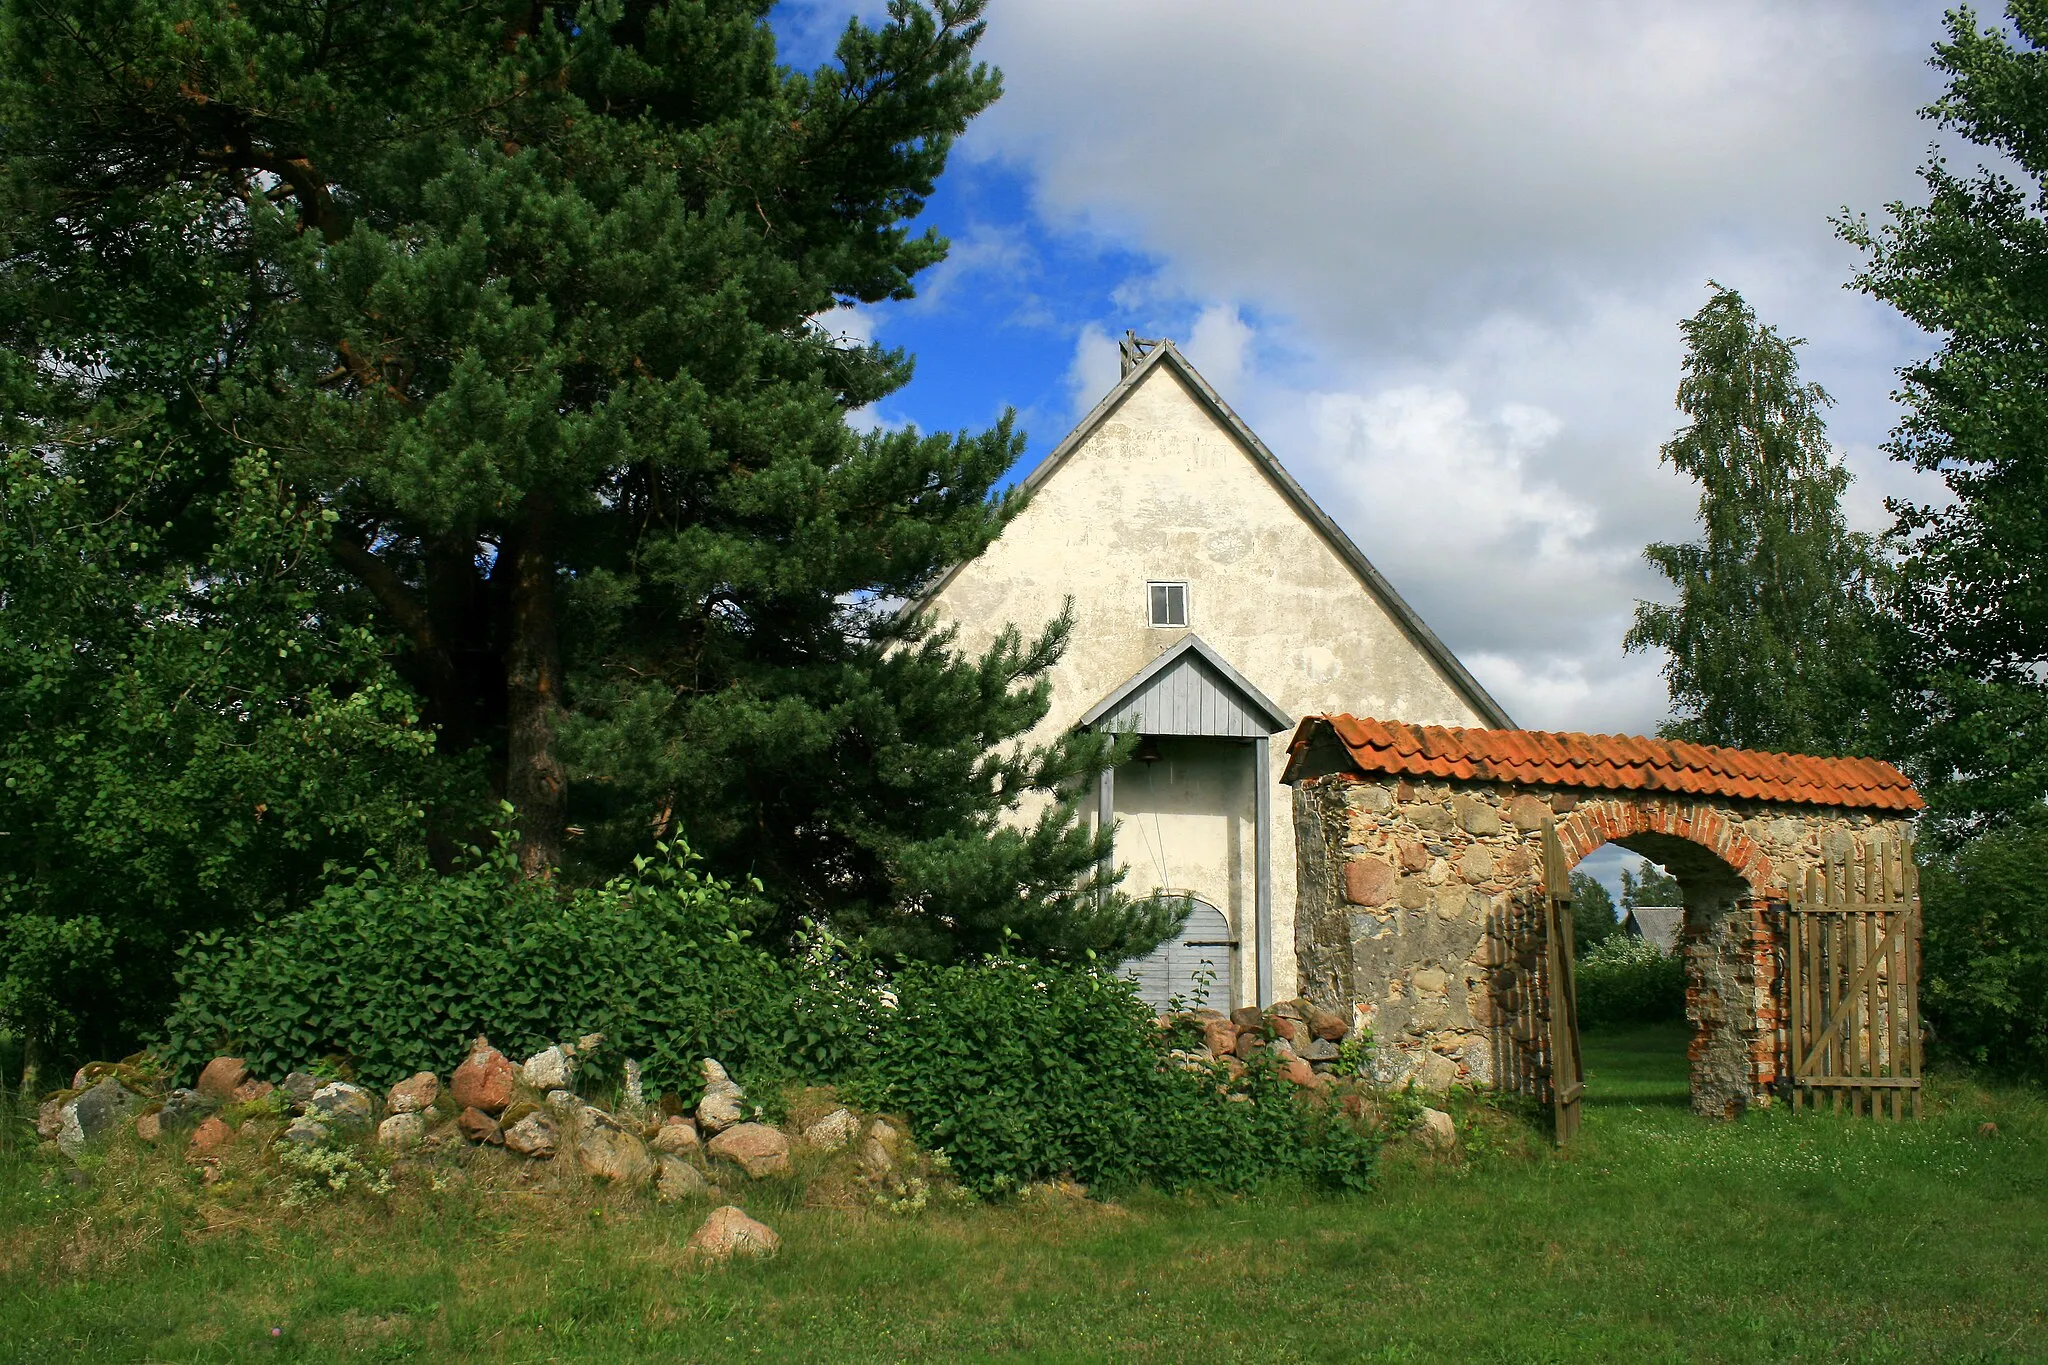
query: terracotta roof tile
1286 716 1924 812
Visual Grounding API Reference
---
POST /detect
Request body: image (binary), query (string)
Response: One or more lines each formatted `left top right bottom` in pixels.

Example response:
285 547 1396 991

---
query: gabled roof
1282 714 1925 812
1622 906 1684 955
906 339 1514 730
1078 634 1292 737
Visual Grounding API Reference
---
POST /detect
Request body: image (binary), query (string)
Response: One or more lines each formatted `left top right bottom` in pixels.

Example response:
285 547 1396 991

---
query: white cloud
1066 323 1122 415
963 0 1960 734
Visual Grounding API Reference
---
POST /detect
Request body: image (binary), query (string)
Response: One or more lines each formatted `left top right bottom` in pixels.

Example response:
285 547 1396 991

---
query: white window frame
1147 580 1189 629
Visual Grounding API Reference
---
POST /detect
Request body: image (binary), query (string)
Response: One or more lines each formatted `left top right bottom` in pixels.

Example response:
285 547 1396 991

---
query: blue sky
771 0 1977 899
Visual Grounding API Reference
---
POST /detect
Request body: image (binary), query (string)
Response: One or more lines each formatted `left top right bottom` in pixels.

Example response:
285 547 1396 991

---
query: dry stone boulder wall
695 1059 745 1134
458 1107 504 1145
450 1038 516 1114
655 1154 710 1202
309 1081 375 1132
504 1111 559 1159
575 1109 655 1187
521 1046 574 1093
280 1115 328 1145
801 1108 860 1151
188 1116 233 1161
379 1112 427 1151
706 1123 791 1179
386 1072 440 1115
687 1206 780 1261
57 1077 139 1159
652 1117 702 1157
196 1057 249 1101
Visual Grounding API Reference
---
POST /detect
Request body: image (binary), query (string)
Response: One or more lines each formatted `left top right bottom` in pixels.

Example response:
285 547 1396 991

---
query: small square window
1148 581 1188 629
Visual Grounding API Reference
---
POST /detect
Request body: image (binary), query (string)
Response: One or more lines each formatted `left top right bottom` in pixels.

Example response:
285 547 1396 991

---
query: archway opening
1571 831 1753 1119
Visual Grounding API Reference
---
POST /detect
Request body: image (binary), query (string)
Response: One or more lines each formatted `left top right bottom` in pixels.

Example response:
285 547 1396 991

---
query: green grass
4 1027 2045 1362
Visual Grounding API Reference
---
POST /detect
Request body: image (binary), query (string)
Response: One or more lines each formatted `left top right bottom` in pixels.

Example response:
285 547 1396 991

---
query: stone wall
1291 773 1917 1117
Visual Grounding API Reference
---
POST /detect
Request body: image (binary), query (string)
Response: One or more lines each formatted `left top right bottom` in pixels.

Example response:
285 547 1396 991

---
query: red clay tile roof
1286 715 1924 812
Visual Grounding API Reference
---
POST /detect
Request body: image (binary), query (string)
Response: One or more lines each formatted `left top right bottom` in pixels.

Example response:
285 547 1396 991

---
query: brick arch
1553 796 1778 898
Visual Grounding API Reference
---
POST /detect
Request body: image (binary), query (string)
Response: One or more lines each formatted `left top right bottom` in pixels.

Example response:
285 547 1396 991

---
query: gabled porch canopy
1079 634 1293 737
1080 635 1292 1007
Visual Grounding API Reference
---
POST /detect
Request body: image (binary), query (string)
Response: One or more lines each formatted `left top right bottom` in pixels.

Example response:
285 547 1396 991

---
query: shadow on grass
1580 1021 1693 1112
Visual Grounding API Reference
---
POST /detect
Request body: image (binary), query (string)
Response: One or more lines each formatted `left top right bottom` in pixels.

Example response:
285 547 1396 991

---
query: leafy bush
1574 936 1686 1028
1921 826 2048 1077
853 956 1378 1198
160 829 867 1101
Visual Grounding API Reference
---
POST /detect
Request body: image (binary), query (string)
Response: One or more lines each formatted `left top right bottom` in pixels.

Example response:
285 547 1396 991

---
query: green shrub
853 957 1378 1198
1921 826 2048 1077
1575 935 1686 1028
159 829 868 1101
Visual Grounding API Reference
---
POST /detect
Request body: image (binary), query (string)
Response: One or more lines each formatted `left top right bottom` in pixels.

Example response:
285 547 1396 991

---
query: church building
914 335 1511 1010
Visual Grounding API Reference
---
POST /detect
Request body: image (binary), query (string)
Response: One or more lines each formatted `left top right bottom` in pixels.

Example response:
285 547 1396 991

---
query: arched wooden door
1123 899 1236 1011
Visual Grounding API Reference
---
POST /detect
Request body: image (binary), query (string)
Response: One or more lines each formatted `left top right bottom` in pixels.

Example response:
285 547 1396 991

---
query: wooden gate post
1541 818 1585 1144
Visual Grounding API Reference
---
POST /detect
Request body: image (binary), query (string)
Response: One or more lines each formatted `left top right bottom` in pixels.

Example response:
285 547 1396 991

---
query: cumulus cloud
787 0 1972 738
973 0 1962 733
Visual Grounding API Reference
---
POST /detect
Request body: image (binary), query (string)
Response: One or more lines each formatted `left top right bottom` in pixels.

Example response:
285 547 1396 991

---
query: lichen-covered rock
652 1117 701 1157
386 1072 440 1114
503 1111 558 1159
695 1058 745 1134
1417 1107 1457 1150
310 1081 374 1132
623 1057 646 1111
575 1109 654 1187
705 1123 791 1179
801 1108 859 1151
457 1107 504 1145
157 1088 216 1131
451 1037 516 1114
655 1153 710 1202
57 1077 139 1159
521 1046 573 1092
860 1118 905 1175
196 1057 249 1100
686 1206 780 1260
279 1116 329 1146
282 1072 320 1106
378 1112 426 1151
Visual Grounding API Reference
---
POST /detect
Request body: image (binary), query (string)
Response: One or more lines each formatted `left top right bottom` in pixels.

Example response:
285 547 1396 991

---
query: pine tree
0 0 1171 973
1624 284 1890 756
1841 3 2048 837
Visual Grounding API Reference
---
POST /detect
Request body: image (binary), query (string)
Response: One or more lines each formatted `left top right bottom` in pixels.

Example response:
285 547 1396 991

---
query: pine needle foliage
1625 284 1890 756
0 0 1174 1004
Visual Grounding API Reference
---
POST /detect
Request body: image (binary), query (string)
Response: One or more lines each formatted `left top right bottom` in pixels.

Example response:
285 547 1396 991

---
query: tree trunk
506 495 567 875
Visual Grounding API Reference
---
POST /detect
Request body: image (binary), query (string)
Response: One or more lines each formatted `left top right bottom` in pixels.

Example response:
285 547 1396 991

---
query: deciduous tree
1625 285 1890 756
1841 2 2048 836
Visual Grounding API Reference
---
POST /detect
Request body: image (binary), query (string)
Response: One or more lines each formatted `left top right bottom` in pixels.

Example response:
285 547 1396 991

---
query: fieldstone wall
1292 774 1917 1118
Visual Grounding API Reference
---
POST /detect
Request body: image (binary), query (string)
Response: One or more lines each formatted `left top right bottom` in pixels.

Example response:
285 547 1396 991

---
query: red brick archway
1283 716 1922 1119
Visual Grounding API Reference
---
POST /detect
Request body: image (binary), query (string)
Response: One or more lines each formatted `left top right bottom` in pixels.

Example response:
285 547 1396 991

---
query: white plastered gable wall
917 343 1508 1005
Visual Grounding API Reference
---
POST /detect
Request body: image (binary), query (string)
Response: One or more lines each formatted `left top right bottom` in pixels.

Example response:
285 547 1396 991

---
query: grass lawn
4 1025 2044 1362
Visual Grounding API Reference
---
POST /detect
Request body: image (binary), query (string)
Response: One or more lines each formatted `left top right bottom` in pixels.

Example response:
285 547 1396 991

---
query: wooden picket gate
1540 819 1584 1144
1784 842 1922 1119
